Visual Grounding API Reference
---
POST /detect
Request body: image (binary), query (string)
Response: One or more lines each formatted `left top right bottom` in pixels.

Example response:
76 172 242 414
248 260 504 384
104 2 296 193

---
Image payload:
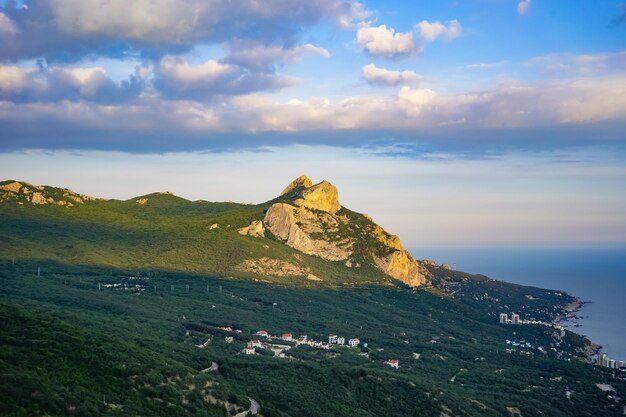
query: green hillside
0 179 402 286
1 260 624 417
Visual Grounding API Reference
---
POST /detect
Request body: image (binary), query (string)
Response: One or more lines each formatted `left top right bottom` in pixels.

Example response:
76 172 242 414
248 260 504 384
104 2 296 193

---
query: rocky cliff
0 180 95 207
240 175 429 287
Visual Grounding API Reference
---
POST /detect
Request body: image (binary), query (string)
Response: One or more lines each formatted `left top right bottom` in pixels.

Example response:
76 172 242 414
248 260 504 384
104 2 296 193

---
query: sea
409 246 626 362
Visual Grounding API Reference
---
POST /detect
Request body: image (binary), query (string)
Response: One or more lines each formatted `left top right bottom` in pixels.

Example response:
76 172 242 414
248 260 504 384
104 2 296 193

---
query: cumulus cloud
414 20 462 42
153 56 299 99
362 64 420 87
0 0 367 62
356 25 422 59
0 64 145 103
517 0 532 16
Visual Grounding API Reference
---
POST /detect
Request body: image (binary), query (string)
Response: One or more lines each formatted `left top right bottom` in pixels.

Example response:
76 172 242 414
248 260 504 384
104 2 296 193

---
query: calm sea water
409 246 626 361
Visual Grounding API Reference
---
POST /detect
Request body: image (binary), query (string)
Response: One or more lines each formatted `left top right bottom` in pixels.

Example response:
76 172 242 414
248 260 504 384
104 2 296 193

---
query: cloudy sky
1 0 625 248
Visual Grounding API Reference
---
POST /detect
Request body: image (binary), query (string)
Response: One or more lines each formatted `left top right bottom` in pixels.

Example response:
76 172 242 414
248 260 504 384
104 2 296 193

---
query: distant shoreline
555 297 602 361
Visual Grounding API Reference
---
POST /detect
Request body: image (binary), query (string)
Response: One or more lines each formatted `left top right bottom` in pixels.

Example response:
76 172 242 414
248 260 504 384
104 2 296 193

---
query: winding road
234 397 260 417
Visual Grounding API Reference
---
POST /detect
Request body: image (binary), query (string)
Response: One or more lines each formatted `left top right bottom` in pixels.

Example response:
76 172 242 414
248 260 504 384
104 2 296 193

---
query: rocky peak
280 176 340 214
253 176 428 287
280 175 313 196
293 180 340 214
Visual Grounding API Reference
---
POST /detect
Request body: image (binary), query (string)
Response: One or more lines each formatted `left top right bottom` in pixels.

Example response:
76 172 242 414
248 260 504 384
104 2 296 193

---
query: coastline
555 296 601 362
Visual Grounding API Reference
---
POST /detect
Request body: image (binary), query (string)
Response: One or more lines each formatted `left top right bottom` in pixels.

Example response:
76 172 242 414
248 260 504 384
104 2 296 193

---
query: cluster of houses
328 334 361 348
231 329 364 357
213 325 401 369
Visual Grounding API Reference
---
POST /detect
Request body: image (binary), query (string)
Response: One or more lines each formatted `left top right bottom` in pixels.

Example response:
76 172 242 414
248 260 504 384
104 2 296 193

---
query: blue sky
0 0 625 247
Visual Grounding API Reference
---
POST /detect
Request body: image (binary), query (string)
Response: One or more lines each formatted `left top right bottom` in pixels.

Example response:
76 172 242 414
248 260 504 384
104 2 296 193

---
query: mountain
1 177 625 417
0 177 440 288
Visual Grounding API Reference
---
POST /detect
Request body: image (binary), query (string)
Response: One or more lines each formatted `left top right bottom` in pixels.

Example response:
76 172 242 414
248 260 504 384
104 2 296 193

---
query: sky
1 0 625 248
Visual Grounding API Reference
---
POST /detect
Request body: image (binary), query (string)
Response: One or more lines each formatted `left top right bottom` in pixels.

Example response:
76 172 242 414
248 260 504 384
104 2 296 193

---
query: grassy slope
0 185 394 286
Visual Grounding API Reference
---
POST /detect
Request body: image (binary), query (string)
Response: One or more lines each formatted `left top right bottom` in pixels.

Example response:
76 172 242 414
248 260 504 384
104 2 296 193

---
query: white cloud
362 64 421 86
0 66 32 92
465 63 494 70
0 64 144 102
0 0 367 61
356 25 422 59
153 56 300 99
415 20 462 42
397 86 437 116
517 0 532 16
3 71 626 144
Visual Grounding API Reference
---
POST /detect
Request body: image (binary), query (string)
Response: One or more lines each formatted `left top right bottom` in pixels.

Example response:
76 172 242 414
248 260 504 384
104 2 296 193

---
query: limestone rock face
263 203 296 240
0 180 94 206
263 202 351 261
293 180 340 214
0 181 22 193
241 175 430 287
280 175 313 196
374 250 427 287
238 220 265 237
373 225 403 251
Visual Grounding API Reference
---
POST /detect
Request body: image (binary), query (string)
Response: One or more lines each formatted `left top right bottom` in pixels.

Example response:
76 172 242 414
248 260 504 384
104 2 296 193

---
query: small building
256 330 270 337
328 334 338 344
348 338 360 348
511 313 520 324
298 335 308 343
337 337 346 345
281 333 293 342
413 352 421 360
384 359 399 369
218 326 233 332
243 346 255 355
225 336 234 344
250 340 263 348
499 313 508 324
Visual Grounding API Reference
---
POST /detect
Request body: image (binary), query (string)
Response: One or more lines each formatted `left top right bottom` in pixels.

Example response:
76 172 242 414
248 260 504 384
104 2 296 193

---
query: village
205 325 402 369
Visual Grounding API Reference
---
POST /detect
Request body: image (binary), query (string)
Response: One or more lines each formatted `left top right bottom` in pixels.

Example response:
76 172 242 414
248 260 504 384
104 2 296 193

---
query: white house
250 340 263 348
243 346 255 355
328 334 338 344
384 359 399 369
225 336 233 344
348 338 360 347
337 337 345 345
